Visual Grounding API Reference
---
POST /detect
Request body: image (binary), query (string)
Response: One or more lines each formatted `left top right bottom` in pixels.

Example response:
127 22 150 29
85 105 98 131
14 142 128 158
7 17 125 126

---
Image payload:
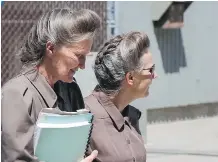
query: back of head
18 8 101 68
94 31 150 95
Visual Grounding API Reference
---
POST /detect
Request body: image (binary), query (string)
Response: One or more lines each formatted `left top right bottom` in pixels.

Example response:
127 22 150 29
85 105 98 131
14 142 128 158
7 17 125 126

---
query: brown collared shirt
1 69 58 162
84 91 147 162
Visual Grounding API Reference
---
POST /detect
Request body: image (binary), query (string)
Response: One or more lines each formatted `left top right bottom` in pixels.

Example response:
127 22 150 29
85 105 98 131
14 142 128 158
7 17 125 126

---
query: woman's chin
137 91 149 99
144 90 149 97
60 75 75 83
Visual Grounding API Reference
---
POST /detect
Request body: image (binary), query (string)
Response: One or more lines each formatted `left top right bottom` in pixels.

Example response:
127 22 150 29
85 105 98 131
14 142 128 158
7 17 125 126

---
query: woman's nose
153 71 158 79
78 56 86 69
79 63 85 69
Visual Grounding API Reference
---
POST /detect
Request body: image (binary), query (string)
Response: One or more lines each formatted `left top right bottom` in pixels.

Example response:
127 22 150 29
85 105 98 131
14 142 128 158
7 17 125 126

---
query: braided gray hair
94 31 150 95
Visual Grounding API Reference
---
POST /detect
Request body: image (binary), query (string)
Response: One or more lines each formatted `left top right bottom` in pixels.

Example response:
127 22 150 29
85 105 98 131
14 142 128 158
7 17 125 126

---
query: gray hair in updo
18 8 101 68
94 31 150 95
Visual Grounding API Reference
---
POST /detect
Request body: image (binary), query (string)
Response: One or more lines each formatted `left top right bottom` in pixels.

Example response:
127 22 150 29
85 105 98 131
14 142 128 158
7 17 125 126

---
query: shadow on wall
147 102 218 124
153 27 187 73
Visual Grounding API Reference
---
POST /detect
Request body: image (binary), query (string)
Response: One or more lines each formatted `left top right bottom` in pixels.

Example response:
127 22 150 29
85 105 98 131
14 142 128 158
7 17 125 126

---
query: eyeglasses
143 64 155 75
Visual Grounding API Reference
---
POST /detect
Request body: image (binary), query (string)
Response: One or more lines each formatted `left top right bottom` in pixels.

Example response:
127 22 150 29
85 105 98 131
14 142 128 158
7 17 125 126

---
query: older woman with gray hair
2 8 101 162
85 31 157 162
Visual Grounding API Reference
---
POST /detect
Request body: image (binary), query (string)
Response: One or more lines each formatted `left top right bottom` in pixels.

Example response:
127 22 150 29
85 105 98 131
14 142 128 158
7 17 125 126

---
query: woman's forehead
65 39 93 53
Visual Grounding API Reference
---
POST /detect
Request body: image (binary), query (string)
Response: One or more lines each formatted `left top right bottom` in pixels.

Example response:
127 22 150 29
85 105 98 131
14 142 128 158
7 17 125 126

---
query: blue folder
34 109 93 162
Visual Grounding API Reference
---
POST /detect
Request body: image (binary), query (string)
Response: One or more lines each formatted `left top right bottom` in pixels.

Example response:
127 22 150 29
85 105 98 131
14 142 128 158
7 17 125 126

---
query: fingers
81 150 98 162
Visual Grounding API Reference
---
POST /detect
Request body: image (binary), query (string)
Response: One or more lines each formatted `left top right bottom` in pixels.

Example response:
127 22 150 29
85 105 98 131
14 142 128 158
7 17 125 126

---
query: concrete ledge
147 102 218 124
146 147 218 157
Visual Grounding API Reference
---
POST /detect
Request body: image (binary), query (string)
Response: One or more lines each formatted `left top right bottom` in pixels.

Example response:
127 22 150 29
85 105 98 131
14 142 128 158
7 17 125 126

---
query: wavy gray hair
94 31 150 95
18 8 101 68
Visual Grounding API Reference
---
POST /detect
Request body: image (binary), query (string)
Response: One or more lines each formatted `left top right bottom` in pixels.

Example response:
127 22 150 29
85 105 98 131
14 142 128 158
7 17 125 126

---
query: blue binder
34 108 93 162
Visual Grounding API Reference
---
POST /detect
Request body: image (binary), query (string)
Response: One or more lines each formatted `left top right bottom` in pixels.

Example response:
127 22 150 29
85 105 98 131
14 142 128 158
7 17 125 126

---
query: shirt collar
93 90 125 131
22 68 57 108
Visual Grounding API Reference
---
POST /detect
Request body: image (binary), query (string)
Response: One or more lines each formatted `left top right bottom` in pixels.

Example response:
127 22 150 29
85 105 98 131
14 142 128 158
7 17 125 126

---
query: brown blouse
84 91 146 162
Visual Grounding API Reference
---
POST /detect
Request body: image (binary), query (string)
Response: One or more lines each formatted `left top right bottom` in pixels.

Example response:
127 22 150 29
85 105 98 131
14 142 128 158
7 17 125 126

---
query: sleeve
1 88 38 162
85 139 101 162
84 103 101 162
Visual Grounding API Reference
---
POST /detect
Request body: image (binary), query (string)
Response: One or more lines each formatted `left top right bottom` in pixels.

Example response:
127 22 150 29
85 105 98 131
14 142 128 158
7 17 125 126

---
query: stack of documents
34 108 93 162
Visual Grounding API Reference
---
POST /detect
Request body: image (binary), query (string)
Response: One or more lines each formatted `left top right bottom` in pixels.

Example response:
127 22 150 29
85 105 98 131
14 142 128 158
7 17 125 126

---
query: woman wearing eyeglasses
84 31 157 162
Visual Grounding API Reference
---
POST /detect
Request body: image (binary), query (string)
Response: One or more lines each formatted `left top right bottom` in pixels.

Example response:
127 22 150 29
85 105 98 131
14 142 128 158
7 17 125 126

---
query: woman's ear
125 72 134 86
45 41 54 57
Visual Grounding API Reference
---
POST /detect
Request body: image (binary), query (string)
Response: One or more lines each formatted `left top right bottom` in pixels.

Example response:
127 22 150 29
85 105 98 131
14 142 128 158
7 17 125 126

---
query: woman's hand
81 150 98 162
